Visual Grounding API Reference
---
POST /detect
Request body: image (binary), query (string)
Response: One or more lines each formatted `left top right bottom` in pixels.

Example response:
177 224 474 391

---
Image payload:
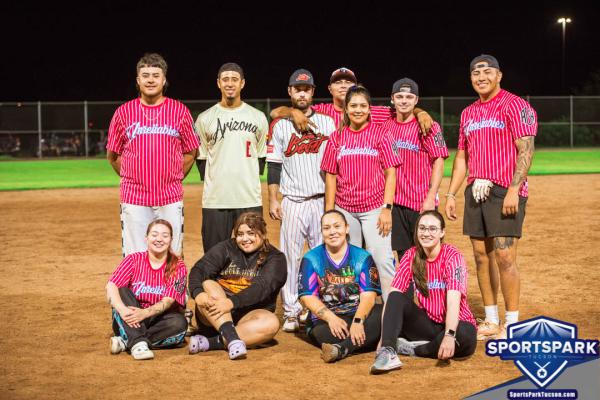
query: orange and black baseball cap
330 67 357 84
289 69 316 87
470 54 500 72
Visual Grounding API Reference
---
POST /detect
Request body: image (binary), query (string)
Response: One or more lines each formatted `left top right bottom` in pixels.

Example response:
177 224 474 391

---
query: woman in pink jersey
370 210 477 374
106 219 188 360
321 85 401 300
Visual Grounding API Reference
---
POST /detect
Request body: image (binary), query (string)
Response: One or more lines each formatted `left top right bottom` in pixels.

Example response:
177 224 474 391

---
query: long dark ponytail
411 210 445 298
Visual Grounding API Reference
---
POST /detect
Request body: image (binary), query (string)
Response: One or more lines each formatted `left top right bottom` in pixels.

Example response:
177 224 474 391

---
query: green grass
0 149 598 191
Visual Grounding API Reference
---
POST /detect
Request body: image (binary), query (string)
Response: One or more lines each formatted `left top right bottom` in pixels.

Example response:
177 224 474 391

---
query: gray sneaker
396 337 429 356
370 346 402 374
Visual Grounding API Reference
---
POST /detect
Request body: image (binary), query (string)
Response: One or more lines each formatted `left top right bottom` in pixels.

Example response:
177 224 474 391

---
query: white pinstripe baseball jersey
267 111 336 200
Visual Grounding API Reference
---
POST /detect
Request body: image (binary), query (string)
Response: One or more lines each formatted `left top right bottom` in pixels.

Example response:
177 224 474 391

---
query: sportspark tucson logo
486 316 598 391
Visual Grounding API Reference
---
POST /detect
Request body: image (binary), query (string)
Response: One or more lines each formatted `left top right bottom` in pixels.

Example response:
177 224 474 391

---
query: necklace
139 98 166 122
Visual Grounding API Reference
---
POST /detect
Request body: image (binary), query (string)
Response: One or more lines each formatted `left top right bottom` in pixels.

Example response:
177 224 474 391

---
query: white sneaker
131 341 154 360
110 336 126 354
396 337 429 356
282 317 299 332
370 346 403 374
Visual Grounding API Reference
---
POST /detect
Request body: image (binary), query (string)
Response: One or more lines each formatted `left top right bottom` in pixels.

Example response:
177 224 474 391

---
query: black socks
218 321 241 345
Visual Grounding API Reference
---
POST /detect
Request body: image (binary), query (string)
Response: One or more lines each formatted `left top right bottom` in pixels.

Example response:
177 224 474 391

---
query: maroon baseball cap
330 67 357 84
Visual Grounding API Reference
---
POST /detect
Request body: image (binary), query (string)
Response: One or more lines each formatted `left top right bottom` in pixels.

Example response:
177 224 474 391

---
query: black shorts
463 184 527 238
194 302 275 337
391 205 420 252
202 206 263 252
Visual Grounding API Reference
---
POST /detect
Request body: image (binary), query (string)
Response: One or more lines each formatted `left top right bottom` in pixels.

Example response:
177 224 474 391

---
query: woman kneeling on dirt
370 210 477 374
106 219 188 360
188 212 287 360
299 210 383 363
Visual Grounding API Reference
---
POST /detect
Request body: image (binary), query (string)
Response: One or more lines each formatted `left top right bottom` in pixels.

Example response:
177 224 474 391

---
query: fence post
440 96 444 131
569 95 573 148
37 101 42 159
84 100 89 157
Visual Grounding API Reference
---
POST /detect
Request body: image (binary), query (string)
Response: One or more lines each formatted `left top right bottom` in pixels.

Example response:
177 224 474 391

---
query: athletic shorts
391 205 420 252
463 184 527 238
194 300 275 337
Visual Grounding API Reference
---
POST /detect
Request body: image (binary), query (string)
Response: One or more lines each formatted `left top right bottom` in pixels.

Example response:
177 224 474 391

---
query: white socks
484 305 500 325
505 310 519 326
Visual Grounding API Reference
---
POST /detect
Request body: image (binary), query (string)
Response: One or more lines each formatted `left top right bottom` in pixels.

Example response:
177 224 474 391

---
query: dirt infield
1 175 599 399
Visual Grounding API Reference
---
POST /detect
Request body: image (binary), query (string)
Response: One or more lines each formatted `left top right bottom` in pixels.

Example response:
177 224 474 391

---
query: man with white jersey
270 67 434 133
445 55 537 340
107 53 199 256
267 69 336 332
381 78 449 263
195 63 269 252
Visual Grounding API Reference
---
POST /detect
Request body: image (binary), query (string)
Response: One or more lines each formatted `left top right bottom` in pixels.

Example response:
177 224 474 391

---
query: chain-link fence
1 96 598 158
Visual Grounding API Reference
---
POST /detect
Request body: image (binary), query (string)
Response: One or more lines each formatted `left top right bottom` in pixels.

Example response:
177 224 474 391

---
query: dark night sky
3 1 599 101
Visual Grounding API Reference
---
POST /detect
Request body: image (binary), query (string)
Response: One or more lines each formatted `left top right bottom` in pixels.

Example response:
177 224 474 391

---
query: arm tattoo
510 136 535 189
316 306 329 319
494 237 515 250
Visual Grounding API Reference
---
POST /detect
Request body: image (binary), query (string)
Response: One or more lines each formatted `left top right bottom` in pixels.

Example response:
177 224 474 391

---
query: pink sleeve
163 259 188 306
421 123 449 160
391 249 413 292
312 103 327 113
179 107 200 153
378 128 402 169
457 113 467 150
320 131 339 174
109 255 135 288
505 98 538 140
444 248 468 295
106 109 126 154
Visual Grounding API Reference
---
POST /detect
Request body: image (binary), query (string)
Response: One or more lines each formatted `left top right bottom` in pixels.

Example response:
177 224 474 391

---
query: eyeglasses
417 225 441 234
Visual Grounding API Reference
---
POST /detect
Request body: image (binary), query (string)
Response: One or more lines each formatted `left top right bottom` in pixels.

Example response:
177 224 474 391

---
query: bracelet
445 193 456 199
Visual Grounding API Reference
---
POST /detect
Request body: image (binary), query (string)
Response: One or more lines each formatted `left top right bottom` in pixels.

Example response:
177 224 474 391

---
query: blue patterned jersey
298 244 381 318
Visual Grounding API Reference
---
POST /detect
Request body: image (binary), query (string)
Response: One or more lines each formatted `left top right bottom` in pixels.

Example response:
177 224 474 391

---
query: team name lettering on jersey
284 132 329 157
131 281 165 296
214 117 258 143
393 139 420 153
427 279 446 290
125 122 181 140
338 145 379 159
464 118 506 135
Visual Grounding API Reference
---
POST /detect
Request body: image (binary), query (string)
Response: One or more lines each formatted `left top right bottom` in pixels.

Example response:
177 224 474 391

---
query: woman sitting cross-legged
370 210 477 374
299 209 383 363
188 212 287 360
106 219 188 360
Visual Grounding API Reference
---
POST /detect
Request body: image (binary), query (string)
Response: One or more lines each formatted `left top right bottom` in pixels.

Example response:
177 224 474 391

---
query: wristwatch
382 203 393 210
445 329 456 338
353 317 364 324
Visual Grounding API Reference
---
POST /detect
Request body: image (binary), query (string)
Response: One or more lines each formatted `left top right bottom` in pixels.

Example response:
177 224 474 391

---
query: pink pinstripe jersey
392 244 476 327
458 89 537 197
312 103 393 128
107 98 200 206
382 118 449 211
109 252 187 308
321 122 401 213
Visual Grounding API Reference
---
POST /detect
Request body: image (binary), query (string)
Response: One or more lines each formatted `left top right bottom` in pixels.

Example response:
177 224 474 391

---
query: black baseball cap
289 69 315 87
470 54 500 72
391 78 419 97
330 67 357 84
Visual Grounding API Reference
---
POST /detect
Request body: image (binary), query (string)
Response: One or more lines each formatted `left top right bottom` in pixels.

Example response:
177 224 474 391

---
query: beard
291 98 311 112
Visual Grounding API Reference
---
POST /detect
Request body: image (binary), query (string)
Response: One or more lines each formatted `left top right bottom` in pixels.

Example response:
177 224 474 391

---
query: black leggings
112 287 187 349
307 304 383 353
381 291 476 359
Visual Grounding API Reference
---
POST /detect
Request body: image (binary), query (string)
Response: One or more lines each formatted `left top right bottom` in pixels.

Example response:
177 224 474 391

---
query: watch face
353 317 362 323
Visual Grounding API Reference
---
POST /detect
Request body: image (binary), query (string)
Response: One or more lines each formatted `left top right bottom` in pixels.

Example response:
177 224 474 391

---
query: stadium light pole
557 17 571 92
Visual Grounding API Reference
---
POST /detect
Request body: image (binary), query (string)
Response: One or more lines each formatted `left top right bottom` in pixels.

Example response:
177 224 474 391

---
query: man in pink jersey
270 67 433 133
382 78 449 263
445 55 537 340
107 53 199 256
